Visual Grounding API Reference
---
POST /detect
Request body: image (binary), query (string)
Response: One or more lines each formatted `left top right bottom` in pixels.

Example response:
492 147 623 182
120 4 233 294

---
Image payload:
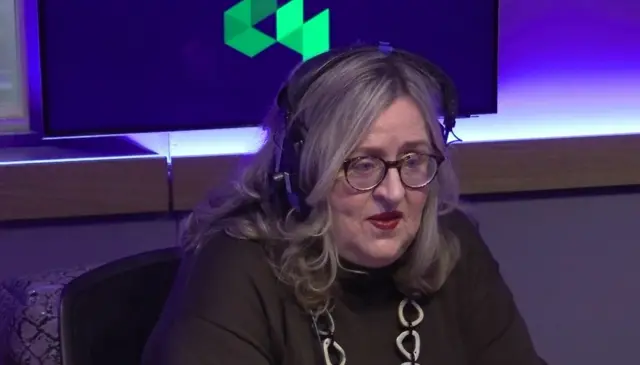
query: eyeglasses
342 152 444 191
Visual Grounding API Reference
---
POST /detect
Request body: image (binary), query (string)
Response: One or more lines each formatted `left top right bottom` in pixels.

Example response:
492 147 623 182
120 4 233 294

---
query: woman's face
328 97 431 268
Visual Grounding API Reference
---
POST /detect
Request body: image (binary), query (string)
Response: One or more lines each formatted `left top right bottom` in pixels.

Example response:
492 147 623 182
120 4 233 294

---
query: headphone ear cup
271 120 312 220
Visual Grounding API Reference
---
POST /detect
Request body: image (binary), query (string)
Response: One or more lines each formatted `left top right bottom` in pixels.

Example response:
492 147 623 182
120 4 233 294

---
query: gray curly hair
181 47 461 314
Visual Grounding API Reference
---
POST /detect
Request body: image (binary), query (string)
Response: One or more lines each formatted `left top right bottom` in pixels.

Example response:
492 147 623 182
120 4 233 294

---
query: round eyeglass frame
342 153 444 192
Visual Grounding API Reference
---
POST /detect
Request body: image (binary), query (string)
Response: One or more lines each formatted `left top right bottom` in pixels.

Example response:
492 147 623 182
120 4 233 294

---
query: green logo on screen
223 0 330 61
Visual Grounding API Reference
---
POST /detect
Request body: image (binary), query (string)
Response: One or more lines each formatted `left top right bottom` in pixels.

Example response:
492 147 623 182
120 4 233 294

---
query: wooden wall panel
2 134 639 220
0 157 169 221
171 134 640 211
451 134 640 194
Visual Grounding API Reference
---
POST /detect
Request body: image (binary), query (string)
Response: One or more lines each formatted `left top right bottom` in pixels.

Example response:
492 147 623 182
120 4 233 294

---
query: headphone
270 42 460 220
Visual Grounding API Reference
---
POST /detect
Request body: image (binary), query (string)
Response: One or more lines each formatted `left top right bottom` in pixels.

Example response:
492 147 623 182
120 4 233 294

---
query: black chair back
59 247 182 365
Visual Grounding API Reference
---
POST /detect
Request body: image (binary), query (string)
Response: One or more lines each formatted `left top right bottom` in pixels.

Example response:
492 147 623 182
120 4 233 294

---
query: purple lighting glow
138 0 640 157
459 0 640 143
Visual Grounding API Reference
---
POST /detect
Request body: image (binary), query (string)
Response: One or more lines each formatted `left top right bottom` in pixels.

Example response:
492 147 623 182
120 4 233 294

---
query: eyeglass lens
345 153 439 190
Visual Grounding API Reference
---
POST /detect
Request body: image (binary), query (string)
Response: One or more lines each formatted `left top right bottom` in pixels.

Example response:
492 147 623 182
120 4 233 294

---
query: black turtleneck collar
335 257 405 308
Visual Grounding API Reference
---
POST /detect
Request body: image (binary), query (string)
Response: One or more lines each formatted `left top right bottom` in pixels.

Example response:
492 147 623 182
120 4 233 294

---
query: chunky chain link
312 298 424 365
397 298 424 364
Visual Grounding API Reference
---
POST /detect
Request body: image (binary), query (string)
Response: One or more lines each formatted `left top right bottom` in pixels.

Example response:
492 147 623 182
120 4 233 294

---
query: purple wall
454 0 640 142
474 194 640 365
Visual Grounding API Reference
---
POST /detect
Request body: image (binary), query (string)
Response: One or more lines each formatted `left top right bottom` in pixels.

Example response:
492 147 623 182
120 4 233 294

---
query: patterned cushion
0 267 95 365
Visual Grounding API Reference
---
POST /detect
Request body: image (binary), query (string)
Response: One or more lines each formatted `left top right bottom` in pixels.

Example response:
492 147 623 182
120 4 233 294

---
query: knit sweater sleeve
142 235 283 365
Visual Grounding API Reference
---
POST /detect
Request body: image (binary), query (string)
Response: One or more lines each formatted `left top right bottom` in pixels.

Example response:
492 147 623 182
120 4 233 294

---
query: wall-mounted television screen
38 0 498 137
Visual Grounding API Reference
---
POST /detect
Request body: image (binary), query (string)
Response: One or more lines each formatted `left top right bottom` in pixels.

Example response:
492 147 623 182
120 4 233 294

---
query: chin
363 238 408 267
361 255 402 268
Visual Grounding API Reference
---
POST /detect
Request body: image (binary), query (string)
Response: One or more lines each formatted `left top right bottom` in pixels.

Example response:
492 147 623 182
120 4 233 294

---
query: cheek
328 182 368 231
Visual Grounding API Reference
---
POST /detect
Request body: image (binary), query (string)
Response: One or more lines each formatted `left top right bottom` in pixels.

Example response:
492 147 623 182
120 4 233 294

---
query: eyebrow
354 140 431 155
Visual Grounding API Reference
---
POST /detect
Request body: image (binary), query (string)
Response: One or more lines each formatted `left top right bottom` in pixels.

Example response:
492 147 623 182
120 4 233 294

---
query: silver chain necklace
311 298 425 365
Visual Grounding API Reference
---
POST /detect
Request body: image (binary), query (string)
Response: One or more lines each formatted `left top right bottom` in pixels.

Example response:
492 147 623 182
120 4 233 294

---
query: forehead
357 97 430 152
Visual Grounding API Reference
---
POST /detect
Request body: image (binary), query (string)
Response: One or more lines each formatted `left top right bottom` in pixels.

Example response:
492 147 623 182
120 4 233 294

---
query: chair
59 247 182 365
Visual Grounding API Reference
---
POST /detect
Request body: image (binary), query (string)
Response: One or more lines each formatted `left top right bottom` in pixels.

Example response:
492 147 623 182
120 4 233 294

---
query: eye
348 157 380 174
403 153 426 169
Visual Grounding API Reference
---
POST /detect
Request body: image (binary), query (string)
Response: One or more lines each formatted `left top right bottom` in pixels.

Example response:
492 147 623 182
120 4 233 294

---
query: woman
143 45 546 364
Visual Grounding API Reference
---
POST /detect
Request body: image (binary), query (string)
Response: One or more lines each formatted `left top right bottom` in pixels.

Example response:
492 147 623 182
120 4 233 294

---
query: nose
372 167 405 204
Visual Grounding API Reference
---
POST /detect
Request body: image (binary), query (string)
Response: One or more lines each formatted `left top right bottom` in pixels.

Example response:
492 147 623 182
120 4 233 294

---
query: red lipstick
367 211 403 230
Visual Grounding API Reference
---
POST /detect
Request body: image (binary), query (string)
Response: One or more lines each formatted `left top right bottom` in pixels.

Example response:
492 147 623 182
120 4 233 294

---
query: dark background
38 0 497 136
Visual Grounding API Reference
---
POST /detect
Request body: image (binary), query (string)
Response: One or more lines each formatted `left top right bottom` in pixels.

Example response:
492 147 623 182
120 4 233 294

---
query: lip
369 219 401 231
367 211 403 231
367 211 404 221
